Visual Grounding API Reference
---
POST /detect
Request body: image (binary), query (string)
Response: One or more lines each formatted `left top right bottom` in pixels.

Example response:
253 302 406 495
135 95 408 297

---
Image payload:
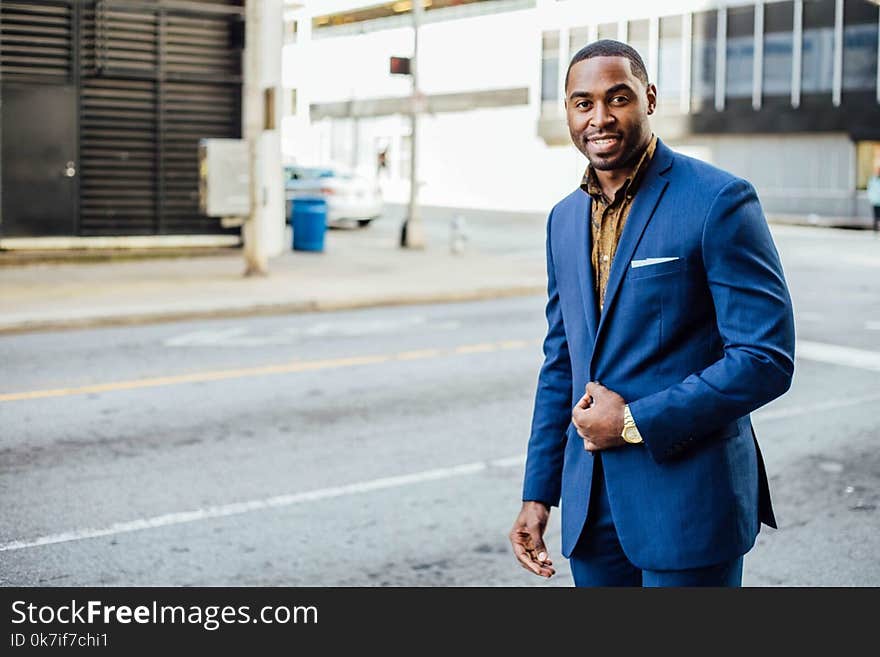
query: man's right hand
509 501 556 578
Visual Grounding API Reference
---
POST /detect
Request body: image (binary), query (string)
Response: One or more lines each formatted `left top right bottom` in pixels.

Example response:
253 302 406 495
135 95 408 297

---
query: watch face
623 427 640 443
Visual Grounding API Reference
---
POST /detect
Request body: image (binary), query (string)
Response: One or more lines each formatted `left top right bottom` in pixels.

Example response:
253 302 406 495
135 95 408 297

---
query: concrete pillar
243 0 285 276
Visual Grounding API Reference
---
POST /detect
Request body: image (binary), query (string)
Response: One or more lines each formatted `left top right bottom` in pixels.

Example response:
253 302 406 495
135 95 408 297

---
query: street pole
242 0 268 276
400 0 426 249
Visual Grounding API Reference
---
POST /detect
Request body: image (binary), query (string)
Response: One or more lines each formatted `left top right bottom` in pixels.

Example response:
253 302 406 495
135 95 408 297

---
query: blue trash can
291 197 327 252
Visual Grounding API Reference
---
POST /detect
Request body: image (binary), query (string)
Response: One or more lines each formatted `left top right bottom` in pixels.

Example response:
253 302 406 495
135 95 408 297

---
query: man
508 40 795 587
377 147 389 178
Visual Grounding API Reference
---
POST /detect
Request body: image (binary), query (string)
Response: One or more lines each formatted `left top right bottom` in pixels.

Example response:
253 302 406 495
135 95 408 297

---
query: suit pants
568 453 744 587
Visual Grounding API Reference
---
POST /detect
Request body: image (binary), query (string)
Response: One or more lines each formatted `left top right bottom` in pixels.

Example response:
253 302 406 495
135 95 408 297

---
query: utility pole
400 0 426 249
242 0 268 276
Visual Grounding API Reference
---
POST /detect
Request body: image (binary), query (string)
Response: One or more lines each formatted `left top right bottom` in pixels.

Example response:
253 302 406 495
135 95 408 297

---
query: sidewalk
2 207 873 336
0 226 548 335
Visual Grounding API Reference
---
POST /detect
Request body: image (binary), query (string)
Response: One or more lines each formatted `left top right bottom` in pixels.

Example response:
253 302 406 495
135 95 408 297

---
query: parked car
284 164 383 228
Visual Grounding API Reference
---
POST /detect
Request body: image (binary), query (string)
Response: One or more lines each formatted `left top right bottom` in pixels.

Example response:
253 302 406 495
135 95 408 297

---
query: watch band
622 405 644 444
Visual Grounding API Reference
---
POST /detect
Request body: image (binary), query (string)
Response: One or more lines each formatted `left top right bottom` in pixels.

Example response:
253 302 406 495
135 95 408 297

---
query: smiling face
565 56 656 171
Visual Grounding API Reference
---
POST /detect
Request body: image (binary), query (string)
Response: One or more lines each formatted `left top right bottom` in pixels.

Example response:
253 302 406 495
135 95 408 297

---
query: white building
282 0 880 223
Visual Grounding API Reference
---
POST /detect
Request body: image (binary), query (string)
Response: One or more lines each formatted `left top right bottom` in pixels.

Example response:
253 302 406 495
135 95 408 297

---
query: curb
0 285 547 336
0 247 241 267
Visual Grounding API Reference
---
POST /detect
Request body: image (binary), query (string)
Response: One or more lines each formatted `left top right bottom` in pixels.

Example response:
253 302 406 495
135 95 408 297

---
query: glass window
726 5 755 100
801 0 835 94
763 1 795 97
570 26 591 60
691 10 717 111
658 15 683 104
598 22 618 41
856 141 880 190
283 19 298 44
542 31 560 102
843 0 879 91
627 19 650 75
284 88 298 117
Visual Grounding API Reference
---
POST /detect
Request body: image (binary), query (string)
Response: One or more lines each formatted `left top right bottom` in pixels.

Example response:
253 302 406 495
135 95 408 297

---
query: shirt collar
581 134 658 204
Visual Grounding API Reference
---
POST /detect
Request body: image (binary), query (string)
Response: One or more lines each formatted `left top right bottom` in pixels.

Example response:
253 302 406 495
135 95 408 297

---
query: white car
285 165 383 228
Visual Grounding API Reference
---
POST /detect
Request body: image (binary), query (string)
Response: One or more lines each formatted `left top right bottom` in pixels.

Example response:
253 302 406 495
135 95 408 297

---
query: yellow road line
497 340 531 350
395 349 442 361
455 343 499 354
0 339 541 403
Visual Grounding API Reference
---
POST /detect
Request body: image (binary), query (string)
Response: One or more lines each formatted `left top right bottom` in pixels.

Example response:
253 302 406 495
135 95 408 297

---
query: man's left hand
571 381 627 452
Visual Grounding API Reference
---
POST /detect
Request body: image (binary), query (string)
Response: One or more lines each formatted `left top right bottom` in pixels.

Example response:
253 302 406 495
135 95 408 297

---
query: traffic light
389 56 411 75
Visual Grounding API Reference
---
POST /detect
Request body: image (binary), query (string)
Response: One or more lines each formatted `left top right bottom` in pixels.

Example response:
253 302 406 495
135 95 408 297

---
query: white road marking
163 327 249 346
163 317 462 347
796 340 880 372
2 377 876 553
756 392 880 421
844 254 880 269
489 454 527 468
0 458 523 552
3 337 878 552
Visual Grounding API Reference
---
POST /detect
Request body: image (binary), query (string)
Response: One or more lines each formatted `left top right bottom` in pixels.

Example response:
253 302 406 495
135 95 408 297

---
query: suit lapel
592 142 674 352
572 190 599 343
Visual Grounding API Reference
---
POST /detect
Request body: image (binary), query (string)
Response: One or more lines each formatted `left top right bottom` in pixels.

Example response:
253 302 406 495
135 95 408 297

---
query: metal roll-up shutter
164 10 241 79
79 77 158 235
159 5 241 234
162 82 240 234
0 1 73 81
77 0 242 236
79 2 158 235
2 0 243 238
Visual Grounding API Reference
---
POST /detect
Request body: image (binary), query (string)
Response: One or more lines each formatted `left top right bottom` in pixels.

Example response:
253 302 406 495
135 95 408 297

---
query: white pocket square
631 256 679 269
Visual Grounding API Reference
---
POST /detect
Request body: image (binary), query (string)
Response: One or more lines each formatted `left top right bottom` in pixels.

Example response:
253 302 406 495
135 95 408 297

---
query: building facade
0 0 246 241
283 0 880 223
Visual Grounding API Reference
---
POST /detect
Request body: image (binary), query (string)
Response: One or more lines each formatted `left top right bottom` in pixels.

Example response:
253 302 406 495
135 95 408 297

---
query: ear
645 83 658 115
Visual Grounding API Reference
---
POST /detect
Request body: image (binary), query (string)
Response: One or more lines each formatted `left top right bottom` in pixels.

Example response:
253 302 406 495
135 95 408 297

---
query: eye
575 100 592 110
611 95 629 105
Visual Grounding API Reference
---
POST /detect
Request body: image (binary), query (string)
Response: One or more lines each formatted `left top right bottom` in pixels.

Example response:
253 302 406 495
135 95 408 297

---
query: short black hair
564 39 649 92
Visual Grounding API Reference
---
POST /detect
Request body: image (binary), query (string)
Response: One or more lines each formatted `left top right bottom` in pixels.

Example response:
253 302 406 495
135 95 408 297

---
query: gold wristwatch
621 405 643 444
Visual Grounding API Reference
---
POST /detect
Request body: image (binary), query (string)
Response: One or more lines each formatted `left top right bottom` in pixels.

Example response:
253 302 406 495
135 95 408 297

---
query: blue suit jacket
522 139 795 570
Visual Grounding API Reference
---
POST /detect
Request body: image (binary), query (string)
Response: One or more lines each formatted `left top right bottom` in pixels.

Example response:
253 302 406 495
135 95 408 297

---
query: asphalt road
1 223 878 586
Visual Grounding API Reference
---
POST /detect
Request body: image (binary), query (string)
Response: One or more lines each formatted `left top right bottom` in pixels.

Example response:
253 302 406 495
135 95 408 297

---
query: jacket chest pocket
627 257 686 281
624 258 690 309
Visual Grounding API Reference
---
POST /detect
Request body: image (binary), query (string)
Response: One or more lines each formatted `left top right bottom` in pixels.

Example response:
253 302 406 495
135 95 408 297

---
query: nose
590 102 614 130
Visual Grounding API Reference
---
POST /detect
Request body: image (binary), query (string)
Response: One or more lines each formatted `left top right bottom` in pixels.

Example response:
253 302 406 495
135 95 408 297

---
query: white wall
672 133 857 216
415 106 581 211
283 5 592 212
